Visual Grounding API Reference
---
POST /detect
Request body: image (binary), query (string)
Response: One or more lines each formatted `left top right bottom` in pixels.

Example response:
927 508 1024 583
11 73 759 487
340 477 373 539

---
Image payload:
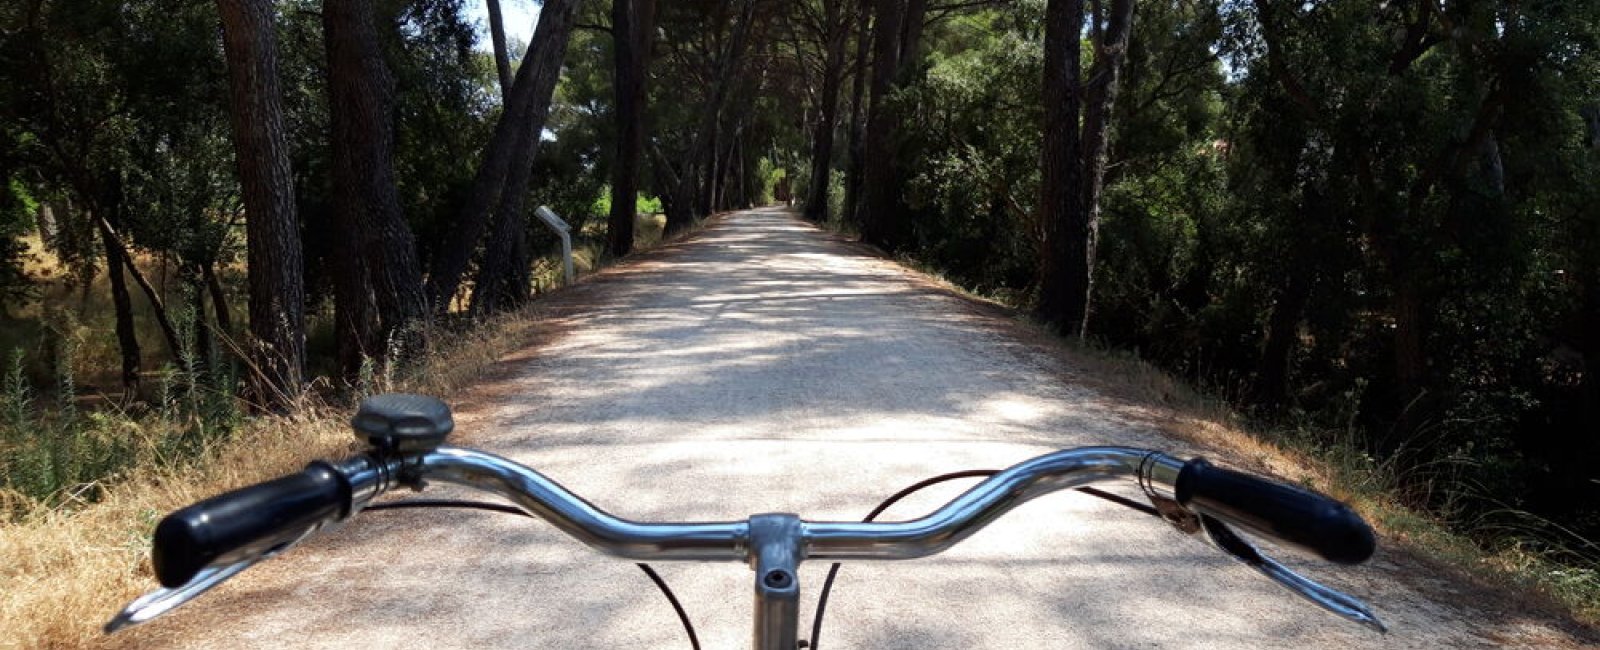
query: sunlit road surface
126 207 1583 649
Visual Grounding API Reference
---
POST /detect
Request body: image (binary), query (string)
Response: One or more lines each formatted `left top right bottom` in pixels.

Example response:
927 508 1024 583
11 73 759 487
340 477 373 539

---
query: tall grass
0 207 702 649
0 298 560 648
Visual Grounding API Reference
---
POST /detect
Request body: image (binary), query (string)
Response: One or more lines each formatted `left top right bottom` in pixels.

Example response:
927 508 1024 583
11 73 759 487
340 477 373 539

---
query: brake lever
105 557 261 633
1196 514 1387 632
105 518 330 633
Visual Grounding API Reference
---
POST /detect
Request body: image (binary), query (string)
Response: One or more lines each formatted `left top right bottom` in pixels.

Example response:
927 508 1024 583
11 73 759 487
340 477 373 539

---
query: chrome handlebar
108 444 1385 644
415 445 1185 562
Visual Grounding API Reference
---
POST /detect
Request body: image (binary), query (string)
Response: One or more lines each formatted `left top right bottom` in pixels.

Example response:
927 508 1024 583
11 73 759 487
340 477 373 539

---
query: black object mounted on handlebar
151 394 454 590
351 393 454 453
152 462 351 588
1175 458 1375 565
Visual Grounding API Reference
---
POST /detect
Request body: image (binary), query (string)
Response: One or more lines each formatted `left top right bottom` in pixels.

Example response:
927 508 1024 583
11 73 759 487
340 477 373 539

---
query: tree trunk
470 3 579 315
98 217 189 372
650 140 693 228
711 124 739 212
1054 0 1134 337
899 0 928 69
842 8 870 226
700 125 720 216
860 0 904 250
188 272 215 374
485 0 513 100
1582 104 1600 150
1251 266 1314 408
473 5 580 314
97 215 142 392
471 205 530 314
736 135 748 207
34 202 56 242
216 0 306 404
204 263 232 334
427 0 580 310
802 0 846 222
606 0 655 258
1035 0 1088 335
324 0 427 373
1582 267 1600 426
667 0 758 235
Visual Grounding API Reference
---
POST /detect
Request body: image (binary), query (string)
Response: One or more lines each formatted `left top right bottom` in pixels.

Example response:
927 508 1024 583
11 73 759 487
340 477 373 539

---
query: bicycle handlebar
1175 458 1374 564
153 462 350 588
117 444 1383 635
150 447 1375 569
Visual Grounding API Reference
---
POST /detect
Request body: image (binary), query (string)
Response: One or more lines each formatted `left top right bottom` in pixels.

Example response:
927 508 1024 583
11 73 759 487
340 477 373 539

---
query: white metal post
534 206 575 286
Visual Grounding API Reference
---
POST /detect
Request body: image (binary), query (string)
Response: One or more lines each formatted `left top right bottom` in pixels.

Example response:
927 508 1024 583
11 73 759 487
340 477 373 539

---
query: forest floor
109 207 1597 649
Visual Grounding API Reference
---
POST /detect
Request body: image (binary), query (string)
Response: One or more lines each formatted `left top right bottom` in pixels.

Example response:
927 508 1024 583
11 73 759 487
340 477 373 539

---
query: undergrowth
816 206 1600 627
0 210 689 649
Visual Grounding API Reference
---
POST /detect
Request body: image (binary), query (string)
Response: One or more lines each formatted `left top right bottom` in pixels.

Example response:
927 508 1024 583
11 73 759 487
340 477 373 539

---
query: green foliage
0 177 36 309
854 0 1600 576
592 190 666 221
0 337 241 518
757 159 785 206
895 10 1045 296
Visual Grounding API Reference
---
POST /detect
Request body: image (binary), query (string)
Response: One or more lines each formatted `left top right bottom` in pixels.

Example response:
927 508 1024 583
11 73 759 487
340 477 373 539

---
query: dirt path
120 208 1590 648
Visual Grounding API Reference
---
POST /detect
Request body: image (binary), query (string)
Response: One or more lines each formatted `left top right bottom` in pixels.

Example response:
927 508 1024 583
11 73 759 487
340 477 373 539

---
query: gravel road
121 207 1591 649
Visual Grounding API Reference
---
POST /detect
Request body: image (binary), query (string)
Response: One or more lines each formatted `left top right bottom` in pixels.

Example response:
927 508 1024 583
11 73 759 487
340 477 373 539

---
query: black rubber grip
1175 458 1375 564
152 462 350 588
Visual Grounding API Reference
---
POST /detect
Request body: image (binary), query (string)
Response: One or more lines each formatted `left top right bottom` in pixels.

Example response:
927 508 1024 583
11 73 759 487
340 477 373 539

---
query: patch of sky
460 0 542 57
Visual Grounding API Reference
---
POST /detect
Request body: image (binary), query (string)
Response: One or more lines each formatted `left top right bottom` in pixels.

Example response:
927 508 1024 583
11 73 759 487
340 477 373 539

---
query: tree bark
1582 104 1600 150
187 270 215 374
427 0 580 310
1053 0 1134 337
486 0 513 100
842 7 870 226
802 0 846 222
216 0 306 404
899 0 928 69
472 3 580 314
204 263 232 334
97 215 142 391
1035 0 1088 334
97 217 190 372
1251 265 1314 408
324 0 428 373
859 0 905 250
650 140 692 227
608 0 657 257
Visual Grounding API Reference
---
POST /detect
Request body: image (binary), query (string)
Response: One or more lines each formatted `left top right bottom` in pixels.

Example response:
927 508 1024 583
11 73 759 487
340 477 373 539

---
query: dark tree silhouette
216 0 306 403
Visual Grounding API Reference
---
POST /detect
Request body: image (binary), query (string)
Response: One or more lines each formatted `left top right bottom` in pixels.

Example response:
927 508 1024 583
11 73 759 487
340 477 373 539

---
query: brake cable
806 473 1159 650
366 479 1162 650
365 500 702 650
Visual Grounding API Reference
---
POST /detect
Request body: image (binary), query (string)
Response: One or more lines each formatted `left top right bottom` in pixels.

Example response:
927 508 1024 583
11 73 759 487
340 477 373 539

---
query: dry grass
0 415 348 650
0 211 690 650
4 234 241 394
0 303 554 650
1049 340 1600 628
